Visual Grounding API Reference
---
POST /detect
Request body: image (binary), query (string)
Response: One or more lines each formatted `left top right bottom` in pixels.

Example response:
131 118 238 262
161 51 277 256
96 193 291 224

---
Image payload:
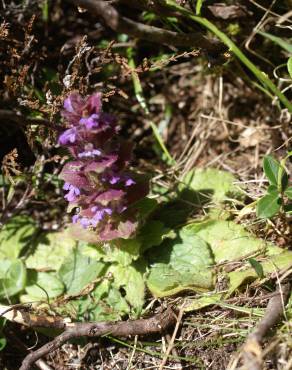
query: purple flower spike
58 92 149 242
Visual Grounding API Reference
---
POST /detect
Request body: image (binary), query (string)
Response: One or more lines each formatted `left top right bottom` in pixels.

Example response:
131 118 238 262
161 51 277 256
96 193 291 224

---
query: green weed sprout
256 154 292 219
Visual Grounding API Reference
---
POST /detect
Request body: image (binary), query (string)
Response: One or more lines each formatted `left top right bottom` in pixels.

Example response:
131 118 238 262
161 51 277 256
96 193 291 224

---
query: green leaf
284 203 292 214
24 272 64 301
263 155 288 189
147 227 214 297
189 219 268 263
267 184 277 194
105 287 130 317
285 186 292 199
109 262 146 315
0 260 26 298
281 171 289 191
248 258 264 278
0 337 7 351
104 239 141 266
135 197 158 219
138 221 175 252
57 242 146 320
26 230 77 271
263 155 281 186
256 192 281 219
258 31 292 53
0 216 37 259
78 243 105 260
58 249 106 295
180 168 243 204
288 56 292 79
184 292 222 312
62 279 131 322
228 251 292 293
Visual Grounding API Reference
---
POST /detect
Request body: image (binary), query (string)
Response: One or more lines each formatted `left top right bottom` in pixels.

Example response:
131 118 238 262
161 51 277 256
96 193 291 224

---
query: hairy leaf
109 262 146 315
228 251 292 293
0 260 26 298
58 249 106 295
0 216 37 259
180 168 243 204
189 219 268 263
147 227 214 297
138 220 175 252
26 230 77 271
24 272 64 301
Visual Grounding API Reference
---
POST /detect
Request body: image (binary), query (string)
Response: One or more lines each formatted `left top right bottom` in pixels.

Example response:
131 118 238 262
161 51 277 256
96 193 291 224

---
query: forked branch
20 307 177 370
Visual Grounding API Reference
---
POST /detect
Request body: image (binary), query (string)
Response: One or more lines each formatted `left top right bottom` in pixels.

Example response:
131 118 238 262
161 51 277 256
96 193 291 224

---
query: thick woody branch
20 307 177 370
69 0 222 52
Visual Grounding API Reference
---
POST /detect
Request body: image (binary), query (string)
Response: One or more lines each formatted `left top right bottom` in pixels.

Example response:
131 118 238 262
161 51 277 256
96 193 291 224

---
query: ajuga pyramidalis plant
58 92 148 242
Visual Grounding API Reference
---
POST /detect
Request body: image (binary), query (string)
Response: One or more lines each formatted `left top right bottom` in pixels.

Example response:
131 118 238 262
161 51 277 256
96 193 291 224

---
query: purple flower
72 214 80 223
125 178 135 186
63 182 80 202
79 114 99 130
77 143 102 158
78 207 113 228
64 97 74 113
80 217 90 228
78 149 101 158
109 175 120 185
92 207 112 222
58 127 78 145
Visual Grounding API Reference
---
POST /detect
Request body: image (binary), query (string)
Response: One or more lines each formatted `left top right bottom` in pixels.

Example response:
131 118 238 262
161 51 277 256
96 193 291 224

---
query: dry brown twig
16 306 177 370
229 282 291 370
69 0 223 53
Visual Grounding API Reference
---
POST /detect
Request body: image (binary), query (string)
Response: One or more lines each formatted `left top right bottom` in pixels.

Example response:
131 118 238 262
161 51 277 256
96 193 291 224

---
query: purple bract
58 92 148 241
